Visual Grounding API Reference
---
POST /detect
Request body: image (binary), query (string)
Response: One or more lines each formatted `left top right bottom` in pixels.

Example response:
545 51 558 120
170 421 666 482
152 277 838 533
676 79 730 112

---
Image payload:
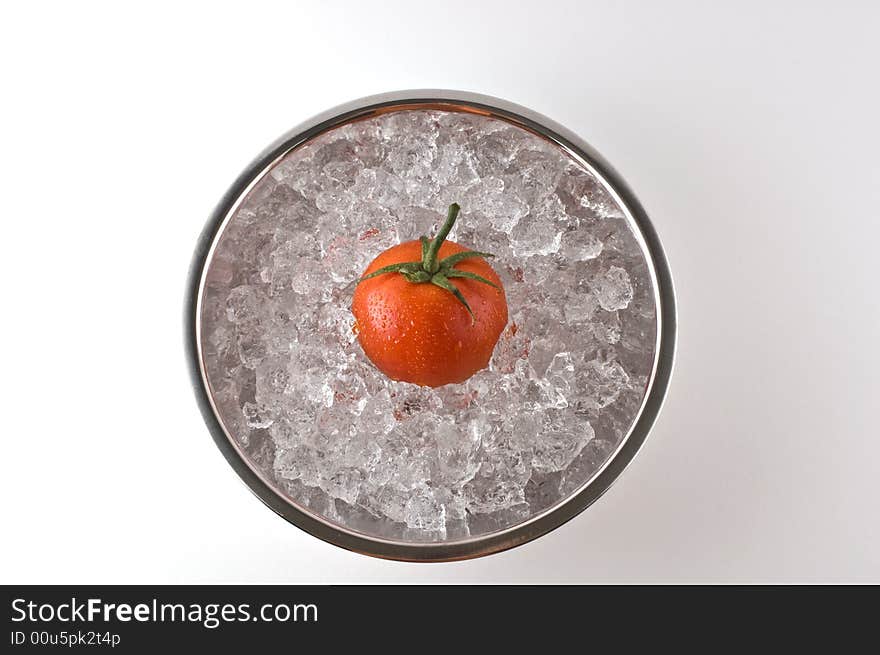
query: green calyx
357 203 498 322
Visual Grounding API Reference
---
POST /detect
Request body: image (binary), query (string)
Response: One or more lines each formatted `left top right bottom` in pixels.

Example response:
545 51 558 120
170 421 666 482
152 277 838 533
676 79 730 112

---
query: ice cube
593 265 634 311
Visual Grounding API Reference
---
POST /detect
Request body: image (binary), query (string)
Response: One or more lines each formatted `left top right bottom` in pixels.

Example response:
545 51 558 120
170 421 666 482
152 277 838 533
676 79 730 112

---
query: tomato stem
423 203 460 273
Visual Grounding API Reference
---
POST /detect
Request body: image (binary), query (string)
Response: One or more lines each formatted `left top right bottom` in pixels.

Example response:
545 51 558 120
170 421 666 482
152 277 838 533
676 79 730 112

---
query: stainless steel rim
185 89 677 562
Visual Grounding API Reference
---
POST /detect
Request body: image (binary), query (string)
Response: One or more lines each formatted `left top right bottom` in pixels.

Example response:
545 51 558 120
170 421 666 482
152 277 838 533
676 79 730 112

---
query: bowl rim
185 89 677 562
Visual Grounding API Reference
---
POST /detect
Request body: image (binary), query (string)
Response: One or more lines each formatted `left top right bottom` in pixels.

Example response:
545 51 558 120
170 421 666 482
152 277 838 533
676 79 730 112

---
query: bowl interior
196 103 660 550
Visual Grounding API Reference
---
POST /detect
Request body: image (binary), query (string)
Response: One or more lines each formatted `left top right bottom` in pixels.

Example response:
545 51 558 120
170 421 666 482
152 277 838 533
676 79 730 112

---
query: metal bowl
185 90 676 561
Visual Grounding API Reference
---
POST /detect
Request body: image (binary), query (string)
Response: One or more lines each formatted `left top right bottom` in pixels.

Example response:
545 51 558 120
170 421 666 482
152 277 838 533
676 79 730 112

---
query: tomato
351 204 508 387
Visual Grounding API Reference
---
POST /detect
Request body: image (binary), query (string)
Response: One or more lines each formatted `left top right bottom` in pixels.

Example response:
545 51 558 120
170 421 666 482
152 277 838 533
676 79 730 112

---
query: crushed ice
200 110 657 542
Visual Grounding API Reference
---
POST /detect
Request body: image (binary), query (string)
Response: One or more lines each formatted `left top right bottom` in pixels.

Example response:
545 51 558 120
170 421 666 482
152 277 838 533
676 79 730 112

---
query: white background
2 1 878 583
